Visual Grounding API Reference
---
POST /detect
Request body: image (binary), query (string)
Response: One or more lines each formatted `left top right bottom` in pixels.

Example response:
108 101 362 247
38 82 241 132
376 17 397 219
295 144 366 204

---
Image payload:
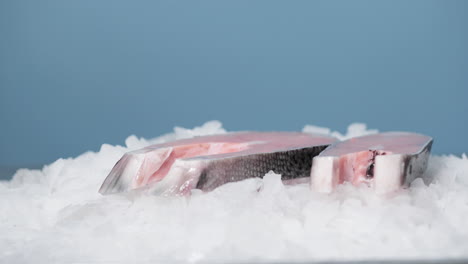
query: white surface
310 156 338 193
374 154 404 195
1 121 468 263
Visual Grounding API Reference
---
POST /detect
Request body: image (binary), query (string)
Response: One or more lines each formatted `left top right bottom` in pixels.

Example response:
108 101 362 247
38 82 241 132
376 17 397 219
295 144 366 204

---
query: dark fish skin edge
196 145 329 191
99 154 131 194
402 139 433 186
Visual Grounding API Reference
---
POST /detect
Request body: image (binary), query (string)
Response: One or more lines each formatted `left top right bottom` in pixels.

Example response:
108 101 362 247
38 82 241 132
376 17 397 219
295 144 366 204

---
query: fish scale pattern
196 146 328 191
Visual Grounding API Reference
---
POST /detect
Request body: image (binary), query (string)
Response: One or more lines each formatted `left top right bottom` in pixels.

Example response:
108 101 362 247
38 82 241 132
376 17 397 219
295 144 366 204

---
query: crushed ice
1 121 468 263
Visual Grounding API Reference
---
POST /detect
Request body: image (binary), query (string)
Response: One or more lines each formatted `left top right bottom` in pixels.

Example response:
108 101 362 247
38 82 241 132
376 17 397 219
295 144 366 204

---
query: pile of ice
1 121 468 263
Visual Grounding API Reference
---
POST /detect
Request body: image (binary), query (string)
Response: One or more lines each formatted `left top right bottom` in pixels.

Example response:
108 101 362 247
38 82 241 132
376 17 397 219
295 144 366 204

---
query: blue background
1 1 467 178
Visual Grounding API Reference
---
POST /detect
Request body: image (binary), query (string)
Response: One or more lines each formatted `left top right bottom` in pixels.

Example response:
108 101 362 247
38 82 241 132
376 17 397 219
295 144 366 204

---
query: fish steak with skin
99 132 337 195
310 132 433 194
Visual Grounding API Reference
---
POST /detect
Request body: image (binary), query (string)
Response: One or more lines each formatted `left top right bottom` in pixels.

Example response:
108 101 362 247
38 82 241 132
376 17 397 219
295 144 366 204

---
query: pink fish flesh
310 132 433 194
99 132 337 195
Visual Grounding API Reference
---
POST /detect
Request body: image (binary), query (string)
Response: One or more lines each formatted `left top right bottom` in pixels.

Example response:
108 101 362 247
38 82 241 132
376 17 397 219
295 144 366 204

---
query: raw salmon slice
310 132 433 194
99 132 337 195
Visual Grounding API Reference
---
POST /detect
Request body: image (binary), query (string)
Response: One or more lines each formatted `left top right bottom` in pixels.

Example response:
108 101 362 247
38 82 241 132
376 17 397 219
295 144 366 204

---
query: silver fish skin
310 132 433 194
99 132 337 195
